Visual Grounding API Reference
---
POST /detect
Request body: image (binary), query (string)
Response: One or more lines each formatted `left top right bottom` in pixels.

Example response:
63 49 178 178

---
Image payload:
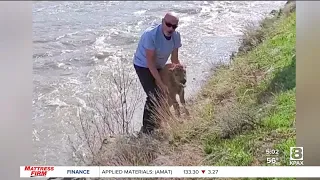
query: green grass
200 10 296 167
204 133 256 166
262 90 296 130
275 137 296 166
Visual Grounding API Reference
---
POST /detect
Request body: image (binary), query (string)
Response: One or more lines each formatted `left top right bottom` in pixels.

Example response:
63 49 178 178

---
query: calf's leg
179 89 190 116
170 93 180 117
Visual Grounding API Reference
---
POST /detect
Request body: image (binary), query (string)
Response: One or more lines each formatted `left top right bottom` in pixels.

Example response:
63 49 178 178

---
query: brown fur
160 63 190 117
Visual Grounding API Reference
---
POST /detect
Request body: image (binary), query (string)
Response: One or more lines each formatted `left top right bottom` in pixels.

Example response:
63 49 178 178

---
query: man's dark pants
134 64 162 134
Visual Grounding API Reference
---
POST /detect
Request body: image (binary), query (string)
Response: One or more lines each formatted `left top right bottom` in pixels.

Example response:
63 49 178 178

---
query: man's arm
171 32 182 64
146 49 164 87
171 48 180 64
143 32 166 89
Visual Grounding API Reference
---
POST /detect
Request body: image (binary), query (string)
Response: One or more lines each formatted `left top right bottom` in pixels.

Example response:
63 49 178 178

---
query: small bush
214 103 261 139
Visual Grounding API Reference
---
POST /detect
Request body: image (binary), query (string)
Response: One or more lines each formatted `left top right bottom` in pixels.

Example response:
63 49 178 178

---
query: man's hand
157 81 169 95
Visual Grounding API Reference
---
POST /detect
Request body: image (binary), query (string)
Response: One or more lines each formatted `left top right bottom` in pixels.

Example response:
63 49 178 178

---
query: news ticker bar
20 166 320 178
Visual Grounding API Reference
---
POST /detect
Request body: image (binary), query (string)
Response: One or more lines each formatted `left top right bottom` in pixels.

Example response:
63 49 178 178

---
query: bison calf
159 63 190 117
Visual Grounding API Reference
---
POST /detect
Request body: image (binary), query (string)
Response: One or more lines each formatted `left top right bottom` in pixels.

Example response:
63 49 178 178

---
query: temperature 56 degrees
266 157 279 164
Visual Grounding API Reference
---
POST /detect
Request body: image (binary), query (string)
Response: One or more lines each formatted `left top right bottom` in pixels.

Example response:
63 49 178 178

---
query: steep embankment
201 3 294 165
199 6 296 167
93 2 296 176
156 1 296 168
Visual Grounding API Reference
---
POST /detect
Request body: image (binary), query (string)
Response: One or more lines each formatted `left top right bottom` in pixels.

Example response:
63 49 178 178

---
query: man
133 12 182 135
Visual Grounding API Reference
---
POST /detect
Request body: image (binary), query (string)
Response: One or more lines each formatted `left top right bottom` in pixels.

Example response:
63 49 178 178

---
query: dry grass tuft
91 88 201 167
148 89 190 140
238 22 265 54
151 143 204 166
213 102 261 139
95 135 162 166
238 11 279 54
282 1 296 17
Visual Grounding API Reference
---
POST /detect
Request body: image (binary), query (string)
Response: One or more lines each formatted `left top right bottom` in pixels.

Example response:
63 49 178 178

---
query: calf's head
169 64 187 87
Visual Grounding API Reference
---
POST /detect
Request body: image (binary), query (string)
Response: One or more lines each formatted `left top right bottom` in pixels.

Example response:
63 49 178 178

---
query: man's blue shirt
133 24 182 69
